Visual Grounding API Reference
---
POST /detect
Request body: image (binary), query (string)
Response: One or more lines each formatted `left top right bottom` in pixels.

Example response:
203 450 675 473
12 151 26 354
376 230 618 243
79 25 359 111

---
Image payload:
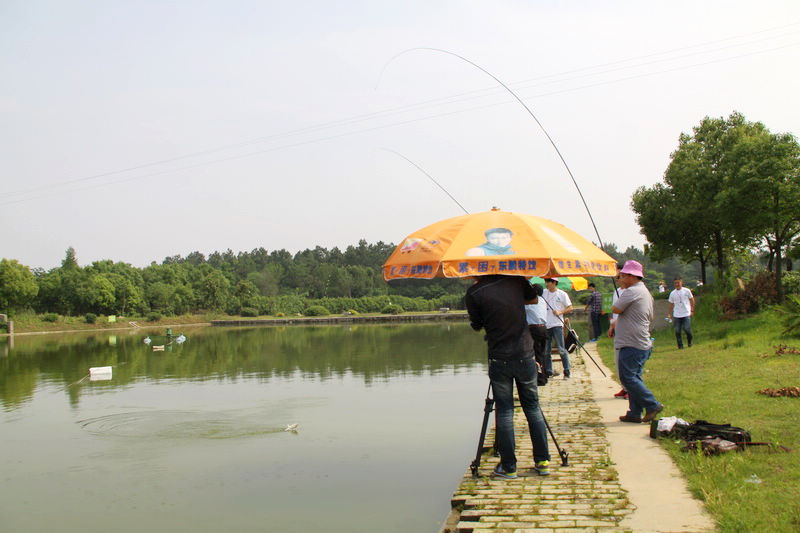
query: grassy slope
597 302 800 532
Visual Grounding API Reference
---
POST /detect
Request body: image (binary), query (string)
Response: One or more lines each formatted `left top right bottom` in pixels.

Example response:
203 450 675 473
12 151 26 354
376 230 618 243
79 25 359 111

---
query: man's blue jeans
590 312 602 340
488 357 550 471
618 346 659 418
544 326 570 375
673 316 693 348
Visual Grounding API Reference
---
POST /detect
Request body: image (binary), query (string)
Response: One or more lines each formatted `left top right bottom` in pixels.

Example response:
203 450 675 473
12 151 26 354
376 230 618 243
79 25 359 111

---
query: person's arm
668 302 674 318
465 292 483 331
689 293 695 316
612 289 631 316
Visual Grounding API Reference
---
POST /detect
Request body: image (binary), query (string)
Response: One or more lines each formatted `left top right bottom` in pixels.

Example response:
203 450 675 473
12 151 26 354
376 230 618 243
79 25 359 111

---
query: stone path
441 343 715 533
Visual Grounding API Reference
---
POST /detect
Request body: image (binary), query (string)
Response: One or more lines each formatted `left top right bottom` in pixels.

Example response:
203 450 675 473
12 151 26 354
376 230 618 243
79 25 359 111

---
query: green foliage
782 271 800 295
305 305 330 317
84 313 97 324
381 304 403 314
146 312 162 322
240 307 259 317
778 294 800 336
0 259 39 311
42 313 59 322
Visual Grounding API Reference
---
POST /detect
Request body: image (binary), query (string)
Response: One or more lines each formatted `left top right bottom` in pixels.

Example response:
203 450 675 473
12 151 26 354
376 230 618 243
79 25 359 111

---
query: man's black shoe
619 415 642 423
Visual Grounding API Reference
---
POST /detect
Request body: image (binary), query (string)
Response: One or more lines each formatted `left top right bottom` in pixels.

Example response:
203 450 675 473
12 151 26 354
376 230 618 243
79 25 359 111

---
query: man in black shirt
465 275 551 478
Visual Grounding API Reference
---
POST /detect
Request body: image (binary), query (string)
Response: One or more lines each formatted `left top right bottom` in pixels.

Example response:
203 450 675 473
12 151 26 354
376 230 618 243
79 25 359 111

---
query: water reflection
0 323 489 533
1 323 484 409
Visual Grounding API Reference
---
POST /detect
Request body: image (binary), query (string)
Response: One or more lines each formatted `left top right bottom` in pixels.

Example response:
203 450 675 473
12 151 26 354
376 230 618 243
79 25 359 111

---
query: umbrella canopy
529 276 589 291
383 208 617 280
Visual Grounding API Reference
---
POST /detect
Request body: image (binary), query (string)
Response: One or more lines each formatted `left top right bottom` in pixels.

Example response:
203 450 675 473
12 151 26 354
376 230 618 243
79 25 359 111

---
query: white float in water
89 366 113 381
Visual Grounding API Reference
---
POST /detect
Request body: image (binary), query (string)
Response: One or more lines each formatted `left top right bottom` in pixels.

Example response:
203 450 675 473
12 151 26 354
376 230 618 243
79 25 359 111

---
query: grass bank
597 301 800 532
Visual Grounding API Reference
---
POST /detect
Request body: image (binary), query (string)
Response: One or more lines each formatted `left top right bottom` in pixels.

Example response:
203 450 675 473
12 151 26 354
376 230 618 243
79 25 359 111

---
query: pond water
0 323 490 532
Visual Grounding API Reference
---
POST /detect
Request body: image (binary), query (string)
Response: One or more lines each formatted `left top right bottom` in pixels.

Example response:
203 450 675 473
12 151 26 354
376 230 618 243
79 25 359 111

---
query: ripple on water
78 409 293 439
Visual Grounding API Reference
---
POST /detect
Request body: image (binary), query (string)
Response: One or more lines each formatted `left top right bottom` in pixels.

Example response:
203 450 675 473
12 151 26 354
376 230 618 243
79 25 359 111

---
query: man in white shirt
542 278 573 379
668 277 695 349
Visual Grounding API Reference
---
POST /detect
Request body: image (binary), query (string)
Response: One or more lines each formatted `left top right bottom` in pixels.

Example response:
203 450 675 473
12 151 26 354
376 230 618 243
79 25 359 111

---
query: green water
0 323 489 532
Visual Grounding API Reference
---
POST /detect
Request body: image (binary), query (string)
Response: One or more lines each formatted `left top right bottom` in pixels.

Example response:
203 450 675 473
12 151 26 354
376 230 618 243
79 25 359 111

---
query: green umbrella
529 276 589 291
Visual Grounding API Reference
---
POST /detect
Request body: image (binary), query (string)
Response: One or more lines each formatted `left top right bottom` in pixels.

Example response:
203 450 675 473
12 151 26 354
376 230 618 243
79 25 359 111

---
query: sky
2 1 800 270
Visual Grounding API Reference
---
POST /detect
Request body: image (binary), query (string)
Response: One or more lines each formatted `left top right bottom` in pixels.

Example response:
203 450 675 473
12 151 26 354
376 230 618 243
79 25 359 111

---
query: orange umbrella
383 208 617 280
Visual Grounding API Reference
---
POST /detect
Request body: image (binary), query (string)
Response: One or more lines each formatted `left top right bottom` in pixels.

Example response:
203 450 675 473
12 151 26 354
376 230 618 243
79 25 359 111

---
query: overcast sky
2 1 799 270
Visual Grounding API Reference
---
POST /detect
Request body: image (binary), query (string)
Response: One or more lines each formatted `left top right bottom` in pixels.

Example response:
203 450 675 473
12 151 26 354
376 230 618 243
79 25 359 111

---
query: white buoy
88 366 113 381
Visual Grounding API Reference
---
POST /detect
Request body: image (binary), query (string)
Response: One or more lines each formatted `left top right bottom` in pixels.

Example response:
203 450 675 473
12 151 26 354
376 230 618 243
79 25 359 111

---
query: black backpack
678 420 752 444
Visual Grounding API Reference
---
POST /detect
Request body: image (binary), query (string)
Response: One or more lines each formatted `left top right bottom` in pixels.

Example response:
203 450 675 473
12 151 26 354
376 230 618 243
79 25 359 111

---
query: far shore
1 310 489 337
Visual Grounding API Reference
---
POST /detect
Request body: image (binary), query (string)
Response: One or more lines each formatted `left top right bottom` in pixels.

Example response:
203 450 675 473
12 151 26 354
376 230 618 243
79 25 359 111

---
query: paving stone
445 351 634 531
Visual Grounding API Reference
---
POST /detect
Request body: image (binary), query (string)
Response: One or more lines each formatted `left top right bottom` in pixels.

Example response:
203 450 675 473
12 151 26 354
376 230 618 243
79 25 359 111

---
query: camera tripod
469 383 569 477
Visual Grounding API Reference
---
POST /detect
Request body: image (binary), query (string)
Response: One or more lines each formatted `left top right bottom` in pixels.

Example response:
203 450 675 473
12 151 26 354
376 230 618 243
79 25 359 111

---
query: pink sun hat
619 260 644 278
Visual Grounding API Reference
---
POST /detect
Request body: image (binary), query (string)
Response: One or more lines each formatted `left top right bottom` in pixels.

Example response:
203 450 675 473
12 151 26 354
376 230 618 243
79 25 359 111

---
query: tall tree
720 127 800 301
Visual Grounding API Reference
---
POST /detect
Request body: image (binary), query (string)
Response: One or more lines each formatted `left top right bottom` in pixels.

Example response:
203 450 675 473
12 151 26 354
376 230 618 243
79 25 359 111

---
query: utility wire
3 34 799 205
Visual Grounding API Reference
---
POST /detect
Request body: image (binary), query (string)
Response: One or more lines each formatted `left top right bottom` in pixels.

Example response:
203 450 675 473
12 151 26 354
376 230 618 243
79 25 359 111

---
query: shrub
240 307 259 317
718 271 778 317
381 304 403 315
779 294 800 336
305 305 330 317
783 271 800 295
85 313 97 324
146 312 162 322
275 312 286 317
42 313 59 322
347 309 360 316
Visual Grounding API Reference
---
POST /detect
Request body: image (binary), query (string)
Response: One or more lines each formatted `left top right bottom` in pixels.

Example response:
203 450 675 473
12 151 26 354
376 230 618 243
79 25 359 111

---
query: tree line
1 239 706 319
0 241 473 318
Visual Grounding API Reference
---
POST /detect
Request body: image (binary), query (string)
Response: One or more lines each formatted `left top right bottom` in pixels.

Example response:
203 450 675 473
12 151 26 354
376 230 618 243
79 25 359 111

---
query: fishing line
381 148 469 215
382 47 609 252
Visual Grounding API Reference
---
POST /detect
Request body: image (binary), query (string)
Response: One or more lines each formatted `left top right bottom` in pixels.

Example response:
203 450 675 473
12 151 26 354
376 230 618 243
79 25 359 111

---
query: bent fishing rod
381 49 625 372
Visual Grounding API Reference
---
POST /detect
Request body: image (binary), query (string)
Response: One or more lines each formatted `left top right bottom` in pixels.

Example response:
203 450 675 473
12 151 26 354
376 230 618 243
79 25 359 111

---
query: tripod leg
470 385 494 477
541 407 569 466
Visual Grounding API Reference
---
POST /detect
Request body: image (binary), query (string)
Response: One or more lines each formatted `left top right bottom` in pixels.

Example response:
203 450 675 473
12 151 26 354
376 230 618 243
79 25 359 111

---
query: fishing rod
382 148 469 215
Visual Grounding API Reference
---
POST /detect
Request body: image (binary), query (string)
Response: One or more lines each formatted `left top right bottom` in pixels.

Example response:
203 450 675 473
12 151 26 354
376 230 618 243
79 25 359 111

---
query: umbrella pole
470 383 495 478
